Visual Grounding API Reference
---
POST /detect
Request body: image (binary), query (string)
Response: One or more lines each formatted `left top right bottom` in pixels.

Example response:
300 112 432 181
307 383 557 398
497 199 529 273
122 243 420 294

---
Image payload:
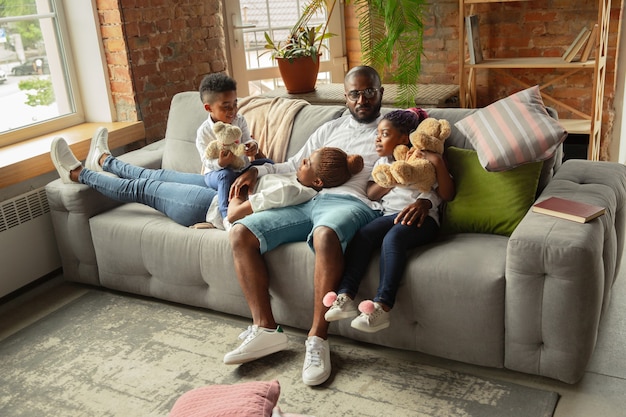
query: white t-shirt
248 174 317 213
372 156 442 224
254 115 382 210
195 114 256 174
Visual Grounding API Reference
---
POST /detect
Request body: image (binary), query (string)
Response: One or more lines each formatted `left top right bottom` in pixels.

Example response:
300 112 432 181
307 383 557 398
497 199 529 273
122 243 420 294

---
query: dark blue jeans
338 214 439 309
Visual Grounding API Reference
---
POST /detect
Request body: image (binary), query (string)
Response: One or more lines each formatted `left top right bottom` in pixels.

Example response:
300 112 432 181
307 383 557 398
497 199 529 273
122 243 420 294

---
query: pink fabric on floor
169 380 280 417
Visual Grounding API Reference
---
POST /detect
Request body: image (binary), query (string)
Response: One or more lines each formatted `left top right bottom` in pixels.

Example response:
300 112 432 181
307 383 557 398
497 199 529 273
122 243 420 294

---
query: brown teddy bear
204 121 247 170
372 117 451 193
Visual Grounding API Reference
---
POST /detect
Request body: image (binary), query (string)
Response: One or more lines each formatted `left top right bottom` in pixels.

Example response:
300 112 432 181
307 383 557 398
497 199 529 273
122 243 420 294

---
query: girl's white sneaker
350 302 390 333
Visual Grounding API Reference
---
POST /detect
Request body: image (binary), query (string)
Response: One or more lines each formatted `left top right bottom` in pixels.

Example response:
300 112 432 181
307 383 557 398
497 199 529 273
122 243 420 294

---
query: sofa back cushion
286 105 347 159
161 91 206 173
159 91 562 195
161 92 345 172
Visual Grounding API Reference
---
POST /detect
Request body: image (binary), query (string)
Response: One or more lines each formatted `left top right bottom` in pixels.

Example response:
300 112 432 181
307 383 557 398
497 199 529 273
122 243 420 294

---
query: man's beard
350 101 382 124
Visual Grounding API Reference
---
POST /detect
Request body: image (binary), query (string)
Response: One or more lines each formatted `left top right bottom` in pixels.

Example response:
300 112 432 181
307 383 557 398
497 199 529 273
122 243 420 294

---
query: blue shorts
236 194 381 254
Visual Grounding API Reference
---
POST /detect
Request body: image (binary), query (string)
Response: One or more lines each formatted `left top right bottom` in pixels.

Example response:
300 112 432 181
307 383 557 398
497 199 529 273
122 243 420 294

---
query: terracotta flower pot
276 55 321 94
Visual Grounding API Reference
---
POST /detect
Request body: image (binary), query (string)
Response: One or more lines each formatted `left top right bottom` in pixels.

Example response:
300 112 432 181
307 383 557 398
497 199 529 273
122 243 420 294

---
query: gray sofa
46 91 626 384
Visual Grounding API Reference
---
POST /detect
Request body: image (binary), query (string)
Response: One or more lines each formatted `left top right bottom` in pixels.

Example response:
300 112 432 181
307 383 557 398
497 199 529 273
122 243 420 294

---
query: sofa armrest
45 181 122 286
45 139 165 286
117 139 164 168
505 159 626 383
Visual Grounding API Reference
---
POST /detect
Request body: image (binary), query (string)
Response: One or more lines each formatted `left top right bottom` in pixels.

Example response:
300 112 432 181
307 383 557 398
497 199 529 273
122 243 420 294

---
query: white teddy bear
204 121 246 170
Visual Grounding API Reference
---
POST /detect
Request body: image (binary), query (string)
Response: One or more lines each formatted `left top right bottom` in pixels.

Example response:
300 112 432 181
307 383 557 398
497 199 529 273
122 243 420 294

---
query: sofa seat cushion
329 232 509 368
89 204 249 317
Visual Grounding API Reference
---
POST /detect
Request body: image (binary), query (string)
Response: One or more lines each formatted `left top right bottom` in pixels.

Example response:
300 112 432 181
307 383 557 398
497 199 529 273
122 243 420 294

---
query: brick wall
96 0 227 143
95 0 621 158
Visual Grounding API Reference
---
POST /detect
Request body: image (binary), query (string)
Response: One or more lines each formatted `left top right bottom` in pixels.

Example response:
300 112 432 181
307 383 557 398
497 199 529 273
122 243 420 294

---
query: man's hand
394 199 432 227
230 167 258 200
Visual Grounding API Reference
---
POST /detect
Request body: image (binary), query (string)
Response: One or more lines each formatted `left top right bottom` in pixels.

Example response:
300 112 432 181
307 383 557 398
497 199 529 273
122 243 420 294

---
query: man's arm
230 167 258 201
394 198 433 227
227 197 253 222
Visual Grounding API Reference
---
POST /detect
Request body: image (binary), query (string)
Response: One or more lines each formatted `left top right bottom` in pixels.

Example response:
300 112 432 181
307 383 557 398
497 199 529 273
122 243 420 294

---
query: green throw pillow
442 146 543 236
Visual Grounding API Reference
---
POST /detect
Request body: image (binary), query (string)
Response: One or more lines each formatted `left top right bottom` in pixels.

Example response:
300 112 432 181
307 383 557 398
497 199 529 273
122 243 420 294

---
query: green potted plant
264 0 337 94
264 0 427 103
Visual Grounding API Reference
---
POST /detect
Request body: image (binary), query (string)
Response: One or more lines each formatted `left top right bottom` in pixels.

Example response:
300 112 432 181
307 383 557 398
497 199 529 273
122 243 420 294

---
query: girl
227 147 364 222
323 109 455 333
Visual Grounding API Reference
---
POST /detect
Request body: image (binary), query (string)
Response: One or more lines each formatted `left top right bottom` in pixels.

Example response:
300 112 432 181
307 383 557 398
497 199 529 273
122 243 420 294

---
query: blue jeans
338 214 439 309
238 194 381 254
204 158 273 218
78 156 216 227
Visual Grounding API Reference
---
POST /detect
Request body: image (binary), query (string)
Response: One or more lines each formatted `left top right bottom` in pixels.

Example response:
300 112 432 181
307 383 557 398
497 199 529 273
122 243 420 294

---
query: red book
532 196 605 223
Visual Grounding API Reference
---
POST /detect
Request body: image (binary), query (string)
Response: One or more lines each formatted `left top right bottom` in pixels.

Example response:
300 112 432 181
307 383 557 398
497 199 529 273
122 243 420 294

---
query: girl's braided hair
382 109 423 136
315 147 364 188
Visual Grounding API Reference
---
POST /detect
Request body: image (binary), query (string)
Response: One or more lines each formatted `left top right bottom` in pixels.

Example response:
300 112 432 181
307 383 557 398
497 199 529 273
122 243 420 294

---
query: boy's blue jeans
338 214 439 309
79 156 216 227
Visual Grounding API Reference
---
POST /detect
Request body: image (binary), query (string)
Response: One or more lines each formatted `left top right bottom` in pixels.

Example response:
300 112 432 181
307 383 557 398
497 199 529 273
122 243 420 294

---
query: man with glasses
225 66 398 386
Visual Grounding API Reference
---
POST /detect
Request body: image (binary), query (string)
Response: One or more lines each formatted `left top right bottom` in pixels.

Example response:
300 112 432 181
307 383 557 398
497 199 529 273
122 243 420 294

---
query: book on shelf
562 26 591 63
580 23 599 62
532 196 605 223
465 15 483 65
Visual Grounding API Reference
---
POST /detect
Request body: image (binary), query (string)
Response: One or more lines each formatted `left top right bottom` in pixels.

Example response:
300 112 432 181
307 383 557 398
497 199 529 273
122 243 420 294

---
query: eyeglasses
346 88 379 101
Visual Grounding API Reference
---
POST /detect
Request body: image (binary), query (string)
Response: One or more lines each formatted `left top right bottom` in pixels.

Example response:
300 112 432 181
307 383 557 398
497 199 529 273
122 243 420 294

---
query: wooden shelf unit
458 0 610 160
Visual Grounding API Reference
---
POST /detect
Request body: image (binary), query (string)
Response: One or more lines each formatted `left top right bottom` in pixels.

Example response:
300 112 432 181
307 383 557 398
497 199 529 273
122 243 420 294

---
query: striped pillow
455 86 567 172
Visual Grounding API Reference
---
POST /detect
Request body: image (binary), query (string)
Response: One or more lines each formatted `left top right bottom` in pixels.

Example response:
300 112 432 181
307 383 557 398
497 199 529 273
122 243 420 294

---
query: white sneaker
85 127 111 172
324 293 358 322
50 137 82 184
350 302 390 333
302 336 331 386
223 325 288 365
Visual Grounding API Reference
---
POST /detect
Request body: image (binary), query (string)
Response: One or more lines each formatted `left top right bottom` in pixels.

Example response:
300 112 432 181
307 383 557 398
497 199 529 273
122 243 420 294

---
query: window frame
0 0 115 148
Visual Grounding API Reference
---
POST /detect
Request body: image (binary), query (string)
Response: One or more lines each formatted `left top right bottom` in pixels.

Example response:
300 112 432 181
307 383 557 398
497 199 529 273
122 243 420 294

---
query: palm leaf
348 0 427 107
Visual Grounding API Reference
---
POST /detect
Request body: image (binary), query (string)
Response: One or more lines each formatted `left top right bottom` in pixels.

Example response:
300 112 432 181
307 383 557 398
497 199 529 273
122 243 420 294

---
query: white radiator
0 187 61 297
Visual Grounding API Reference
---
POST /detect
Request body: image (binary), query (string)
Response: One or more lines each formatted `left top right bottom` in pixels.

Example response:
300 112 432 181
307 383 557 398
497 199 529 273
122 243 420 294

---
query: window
0 0 113 148
225 0 346 96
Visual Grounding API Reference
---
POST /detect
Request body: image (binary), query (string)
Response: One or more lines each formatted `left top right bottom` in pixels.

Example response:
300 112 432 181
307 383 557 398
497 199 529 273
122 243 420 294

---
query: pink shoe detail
358 300 376 314
323 292 337 308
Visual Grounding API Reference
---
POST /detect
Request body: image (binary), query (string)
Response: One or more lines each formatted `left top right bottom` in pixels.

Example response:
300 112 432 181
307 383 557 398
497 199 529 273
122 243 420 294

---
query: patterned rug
0 290 558 417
